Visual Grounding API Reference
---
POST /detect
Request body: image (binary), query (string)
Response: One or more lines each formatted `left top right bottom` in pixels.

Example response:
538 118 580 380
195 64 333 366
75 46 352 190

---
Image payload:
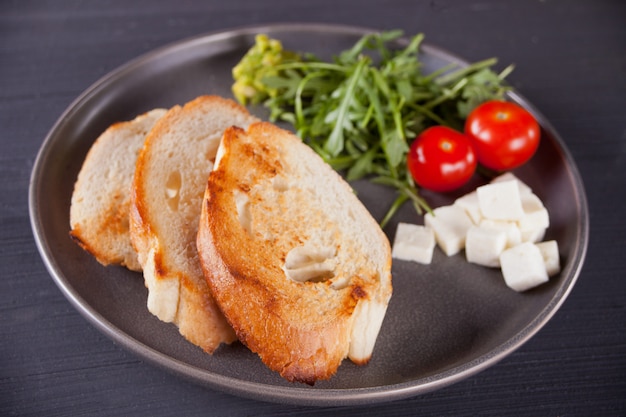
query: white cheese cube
520 227 546 243
479 219 522 248
518 193 549 243
465 225 507 267
499 242 549 292
424 205 473 256
518 210 549 241
454 191 483 224
535 240 561 277
490 172 533 195
391 223 435 264
477 180 525 221
520 192 545 212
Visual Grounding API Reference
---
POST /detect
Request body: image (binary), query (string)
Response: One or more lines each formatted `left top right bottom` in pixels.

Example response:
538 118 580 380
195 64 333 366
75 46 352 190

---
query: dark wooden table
2 1 625 415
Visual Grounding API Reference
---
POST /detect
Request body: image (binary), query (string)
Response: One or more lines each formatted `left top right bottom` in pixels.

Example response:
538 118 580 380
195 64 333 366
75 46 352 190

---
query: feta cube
520 192 545 212
465 225 507 267
519 212 549 242
425 205 473 256
391 223 436 264
477 180 525 221
479 218 522 248
490 172 533 195
454 191 483 224
499 242 549 292
520 227 546 243
518 193 550 243
535 240 561 277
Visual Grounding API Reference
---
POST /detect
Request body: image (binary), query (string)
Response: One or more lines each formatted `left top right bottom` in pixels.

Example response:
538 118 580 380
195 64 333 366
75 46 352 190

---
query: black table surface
2 1 625 415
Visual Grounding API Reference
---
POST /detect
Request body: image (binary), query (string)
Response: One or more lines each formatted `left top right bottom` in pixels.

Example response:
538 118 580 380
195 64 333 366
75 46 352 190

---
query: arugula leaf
232 31 512 226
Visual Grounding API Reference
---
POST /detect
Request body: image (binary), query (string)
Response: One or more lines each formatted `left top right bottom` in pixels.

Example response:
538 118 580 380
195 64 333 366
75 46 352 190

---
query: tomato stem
496 111 509 121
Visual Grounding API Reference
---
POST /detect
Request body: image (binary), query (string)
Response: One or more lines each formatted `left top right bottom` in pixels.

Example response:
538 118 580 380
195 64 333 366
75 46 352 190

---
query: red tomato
407 126 477 192
464 100 540 171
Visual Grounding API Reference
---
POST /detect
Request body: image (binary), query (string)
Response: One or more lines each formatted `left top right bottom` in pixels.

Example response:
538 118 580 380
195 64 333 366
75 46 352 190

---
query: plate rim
28 22 589 406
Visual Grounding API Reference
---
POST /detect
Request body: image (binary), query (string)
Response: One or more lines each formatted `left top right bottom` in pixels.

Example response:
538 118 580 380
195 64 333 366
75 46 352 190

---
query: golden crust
69 109 167 271
197 122 392 383
130 96 258 353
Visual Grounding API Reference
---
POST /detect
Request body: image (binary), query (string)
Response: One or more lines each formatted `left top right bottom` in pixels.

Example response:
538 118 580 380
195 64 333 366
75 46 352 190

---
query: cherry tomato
464 100 540 171
407 126 477 192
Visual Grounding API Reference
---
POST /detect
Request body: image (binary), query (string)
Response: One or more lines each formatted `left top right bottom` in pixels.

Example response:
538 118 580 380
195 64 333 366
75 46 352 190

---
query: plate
29 23 588 406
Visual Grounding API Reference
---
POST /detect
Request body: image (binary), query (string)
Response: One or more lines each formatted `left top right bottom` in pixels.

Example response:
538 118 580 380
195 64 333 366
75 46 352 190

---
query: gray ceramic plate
29 23 588 406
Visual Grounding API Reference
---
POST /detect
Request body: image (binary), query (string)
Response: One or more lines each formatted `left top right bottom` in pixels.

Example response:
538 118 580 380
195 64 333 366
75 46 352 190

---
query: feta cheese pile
391 173 560 292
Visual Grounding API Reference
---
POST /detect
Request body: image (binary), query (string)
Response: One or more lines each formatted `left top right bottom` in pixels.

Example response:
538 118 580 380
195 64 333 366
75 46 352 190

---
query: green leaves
232 31 512 226
324 56 369 157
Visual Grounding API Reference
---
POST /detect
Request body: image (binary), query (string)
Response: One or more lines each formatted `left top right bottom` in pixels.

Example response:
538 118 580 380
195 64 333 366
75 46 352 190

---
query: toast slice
196 122 393 383
130 95 259 353
70 108 167 271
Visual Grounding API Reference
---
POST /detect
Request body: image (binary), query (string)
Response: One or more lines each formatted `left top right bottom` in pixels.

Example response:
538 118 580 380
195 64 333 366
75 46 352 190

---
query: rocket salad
232 31 514 226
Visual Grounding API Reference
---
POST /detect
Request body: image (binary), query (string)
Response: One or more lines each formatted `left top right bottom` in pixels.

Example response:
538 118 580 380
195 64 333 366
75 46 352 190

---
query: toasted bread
130 96 259 353
196 122 393 383
70 108 167 271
